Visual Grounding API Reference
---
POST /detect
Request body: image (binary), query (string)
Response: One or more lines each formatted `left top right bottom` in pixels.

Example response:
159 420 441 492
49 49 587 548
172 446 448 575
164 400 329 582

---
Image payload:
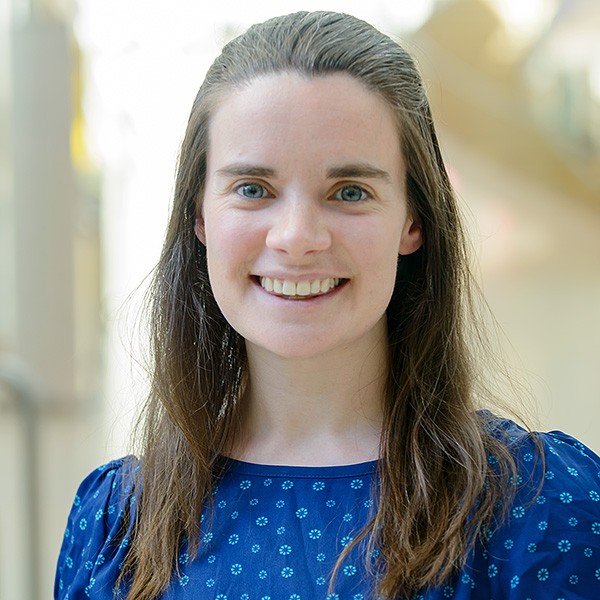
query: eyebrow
215 164 275 178
215 162 391 182
326 163 391 183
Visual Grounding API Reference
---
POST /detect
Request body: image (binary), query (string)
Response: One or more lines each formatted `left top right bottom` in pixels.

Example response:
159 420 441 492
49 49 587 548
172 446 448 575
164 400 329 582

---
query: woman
55 11 600 599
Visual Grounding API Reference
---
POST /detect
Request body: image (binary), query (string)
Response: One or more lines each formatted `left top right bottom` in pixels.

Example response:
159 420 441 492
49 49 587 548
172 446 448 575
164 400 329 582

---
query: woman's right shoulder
68 456 138 525
55 457 139 599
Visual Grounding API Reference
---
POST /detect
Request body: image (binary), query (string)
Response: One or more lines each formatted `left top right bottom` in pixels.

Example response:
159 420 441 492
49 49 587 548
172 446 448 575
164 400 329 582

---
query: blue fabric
55 422 600 599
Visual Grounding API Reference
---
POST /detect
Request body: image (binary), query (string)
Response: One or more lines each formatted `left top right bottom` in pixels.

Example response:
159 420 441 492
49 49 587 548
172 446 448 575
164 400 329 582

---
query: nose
265 196 332 258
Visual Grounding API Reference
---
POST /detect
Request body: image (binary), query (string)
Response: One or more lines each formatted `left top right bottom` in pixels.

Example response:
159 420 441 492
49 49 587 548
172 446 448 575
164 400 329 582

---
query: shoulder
481 419 600 595
489 416 600 501
55 457 138 599
65 456 137 536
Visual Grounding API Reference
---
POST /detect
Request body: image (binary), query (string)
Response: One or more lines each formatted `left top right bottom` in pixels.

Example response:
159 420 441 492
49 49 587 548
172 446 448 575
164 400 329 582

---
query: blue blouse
55 422 600 599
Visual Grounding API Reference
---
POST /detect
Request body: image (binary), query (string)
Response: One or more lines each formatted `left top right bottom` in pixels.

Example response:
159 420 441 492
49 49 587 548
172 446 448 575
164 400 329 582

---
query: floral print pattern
55 422 600 599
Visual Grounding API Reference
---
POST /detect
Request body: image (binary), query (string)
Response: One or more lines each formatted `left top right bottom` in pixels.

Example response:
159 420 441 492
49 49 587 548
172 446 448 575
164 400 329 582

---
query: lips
259 276 342 298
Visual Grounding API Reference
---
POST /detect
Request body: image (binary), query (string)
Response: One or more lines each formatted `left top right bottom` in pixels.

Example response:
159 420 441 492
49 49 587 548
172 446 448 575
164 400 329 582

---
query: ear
194 217 206 245
398 216 422 256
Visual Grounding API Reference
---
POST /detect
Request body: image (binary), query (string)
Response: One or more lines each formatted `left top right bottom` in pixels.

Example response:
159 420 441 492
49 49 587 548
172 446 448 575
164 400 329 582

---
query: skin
196 73 422 465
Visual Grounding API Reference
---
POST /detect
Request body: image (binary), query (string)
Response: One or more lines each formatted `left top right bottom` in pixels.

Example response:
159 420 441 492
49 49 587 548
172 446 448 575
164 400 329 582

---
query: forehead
206 72 404 174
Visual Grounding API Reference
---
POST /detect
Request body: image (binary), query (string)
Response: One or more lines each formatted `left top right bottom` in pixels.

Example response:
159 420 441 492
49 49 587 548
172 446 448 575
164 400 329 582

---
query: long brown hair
121 11 520 599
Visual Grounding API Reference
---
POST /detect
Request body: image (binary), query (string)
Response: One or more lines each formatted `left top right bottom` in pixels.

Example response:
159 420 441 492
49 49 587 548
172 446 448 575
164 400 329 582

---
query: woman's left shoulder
483 413 600 494
481 420 600 595
536 428 600 483
508 421 600 502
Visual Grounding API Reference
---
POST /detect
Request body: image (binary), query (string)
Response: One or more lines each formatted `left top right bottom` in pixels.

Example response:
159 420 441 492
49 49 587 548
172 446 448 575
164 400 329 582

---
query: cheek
361 232 403 303
204 215 258 281
359 225 403 272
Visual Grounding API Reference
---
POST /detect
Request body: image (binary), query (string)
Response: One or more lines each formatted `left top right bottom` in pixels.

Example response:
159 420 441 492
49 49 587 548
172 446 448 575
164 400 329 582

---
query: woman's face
196 72 422 360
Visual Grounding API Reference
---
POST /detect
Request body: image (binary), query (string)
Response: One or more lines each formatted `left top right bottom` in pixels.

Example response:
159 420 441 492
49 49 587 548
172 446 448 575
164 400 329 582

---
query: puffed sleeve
485 428 600 598
54 457 138 600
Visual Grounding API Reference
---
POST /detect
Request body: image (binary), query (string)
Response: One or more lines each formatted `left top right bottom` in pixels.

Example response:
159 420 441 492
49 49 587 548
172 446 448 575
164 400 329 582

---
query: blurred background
0 0 598 597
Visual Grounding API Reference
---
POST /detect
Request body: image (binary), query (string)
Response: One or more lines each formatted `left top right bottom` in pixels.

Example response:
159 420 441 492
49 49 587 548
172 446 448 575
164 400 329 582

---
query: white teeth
296 281 311 296
282 280 296 295
259 277 342 297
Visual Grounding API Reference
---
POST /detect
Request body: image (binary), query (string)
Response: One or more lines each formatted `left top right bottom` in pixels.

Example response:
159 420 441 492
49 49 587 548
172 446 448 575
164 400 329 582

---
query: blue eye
335 185 368 202
236 183 268 199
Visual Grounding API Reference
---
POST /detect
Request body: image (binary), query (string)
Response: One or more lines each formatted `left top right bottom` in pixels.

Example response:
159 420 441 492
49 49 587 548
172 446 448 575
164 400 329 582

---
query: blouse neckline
224 457 379 479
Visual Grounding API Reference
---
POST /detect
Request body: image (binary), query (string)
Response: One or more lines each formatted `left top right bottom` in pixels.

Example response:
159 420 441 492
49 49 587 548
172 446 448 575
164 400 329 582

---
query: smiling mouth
257 276 345 299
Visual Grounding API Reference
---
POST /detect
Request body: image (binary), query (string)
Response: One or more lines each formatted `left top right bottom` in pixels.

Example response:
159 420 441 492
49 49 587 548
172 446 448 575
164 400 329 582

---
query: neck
230 324 388 466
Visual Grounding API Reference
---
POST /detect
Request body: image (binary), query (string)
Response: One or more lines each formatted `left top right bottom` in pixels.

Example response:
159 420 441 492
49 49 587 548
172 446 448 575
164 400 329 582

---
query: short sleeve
54 457 137 600
486 429 600 597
